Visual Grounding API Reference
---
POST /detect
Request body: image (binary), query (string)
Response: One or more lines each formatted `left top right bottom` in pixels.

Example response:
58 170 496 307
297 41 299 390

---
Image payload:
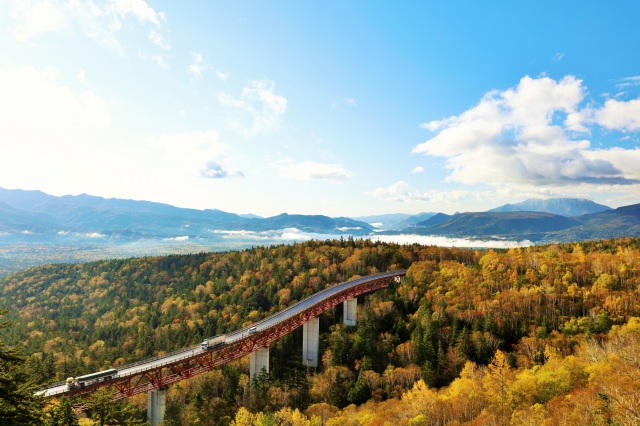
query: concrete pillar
302 317 320 368
249 347 270 379
343 297 357 326
147 387 167 426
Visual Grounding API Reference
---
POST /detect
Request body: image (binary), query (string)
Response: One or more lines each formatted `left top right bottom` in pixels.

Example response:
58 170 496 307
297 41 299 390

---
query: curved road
39 269 406 398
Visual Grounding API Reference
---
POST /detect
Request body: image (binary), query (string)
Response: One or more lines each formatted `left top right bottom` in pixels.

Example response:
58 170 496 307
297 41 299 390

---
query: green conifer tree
0 309 45 425
47 396 79 426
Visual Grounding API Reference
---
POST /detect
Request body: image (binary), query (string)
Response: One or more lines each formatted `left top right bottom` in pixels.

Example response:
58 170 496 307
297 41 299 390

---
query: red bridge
38 270 406 424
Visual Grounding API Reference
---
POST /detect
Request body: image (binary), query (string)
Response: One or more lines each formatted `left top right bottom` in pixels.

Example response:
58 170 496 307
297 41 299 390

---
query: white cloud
214 228 533 248
411 166 424 174
148 29 170 49
0 65 248 208
413 75 640 190
368 181 525 208
108 0 164 26
272 158 354 182
149 130 243 181
151 54 168 68
616 76 640 89
10 0 67 41
189 52 208 77
163 235 189 241
372 234 533 249
552 52 564 62
368 181 430 203
0 65 111 151
84 232 106 238
211 230 270 240
331 97 358 109
9 0 167 55
215 70 230 81
200 161 244 179
593 99 640 131
0 65 139 195
218 80 287 136
188 52 228 80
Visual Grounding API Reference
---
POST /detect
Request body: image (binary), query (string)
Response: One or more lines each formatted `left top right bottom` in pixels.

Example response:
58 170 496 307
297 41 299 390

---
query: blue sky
1 1 639 217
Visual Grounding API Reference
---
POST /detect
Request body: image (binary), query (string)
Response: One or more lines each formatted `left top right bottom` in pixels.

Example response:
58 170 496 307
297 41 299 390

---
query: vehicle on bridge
66 368 118 389
201 335 226 351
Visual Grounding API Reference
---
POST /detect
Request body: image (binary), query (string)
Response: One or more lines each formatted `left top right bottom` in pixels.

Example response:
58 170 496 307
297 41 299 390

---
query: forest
1 237 640 425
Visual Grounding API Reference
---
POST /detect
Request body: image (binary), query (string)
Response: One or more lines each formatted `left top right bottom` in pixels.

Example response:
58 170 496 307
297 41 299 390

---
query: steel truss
60 272 404 408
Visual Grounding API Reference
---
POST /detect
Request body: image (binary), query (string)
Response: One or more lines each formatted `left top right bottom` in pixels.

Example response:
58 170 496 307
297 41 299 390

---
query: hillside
543 203 640 242
398 205 640 243
2 238 640 424
415 212 451 227
407 211 581 241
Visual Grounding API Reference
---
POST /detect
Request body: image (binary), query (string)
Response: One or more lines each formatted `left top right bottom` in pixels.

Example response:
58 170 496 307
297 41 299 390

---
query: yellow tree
482 350 516 424
401 379 442 422
591 317 640 425
230 407 255 426
442 361 487 423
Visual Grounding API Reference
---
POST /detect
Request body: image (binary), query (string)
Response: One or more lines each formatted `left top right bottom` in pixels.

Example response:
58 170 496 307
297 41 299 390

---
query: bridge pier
343 297 357 326
147 387 167 426
302 317 319 368
249 347 270 379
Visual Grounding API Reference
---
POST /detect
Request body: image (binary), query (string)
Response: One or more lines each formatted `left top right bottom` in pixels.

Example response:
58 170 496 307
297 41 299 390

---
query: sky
1 1 639 218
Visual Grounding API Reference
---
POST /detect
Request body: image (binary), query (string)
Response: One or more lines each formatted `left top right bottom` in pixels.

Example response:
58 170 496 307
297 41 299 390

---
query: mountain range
0 188 374 242
1 188 639 246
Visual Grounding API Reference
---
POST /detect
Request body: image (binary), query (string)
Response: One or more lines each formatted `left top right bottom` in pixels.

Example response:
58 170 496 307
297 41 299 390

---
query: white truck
201 335 226 351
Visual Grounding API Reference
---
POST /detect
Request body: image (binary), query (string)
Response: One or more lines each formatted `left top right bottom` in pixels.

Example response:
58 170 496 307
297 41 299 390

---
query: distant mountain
353 212 437 230
488 198 611 217
239 213 262 219
0 202 57 233
543 203 640 242
402 211 582 242
415 213 451 228
397 205 640 243
0 188 373 241
400 212 439 227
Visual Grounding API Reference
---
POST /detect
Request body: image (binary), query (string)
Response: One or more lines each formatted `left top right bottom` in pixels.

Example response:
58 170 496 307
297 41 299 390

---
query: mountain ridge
1 188 639 246
0 188 373 239
488 197 611 216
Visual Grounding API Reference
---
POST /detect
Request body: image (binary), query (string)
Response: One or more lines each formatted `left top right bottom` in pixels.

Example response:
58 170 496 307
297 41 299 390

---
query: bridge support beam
147 387 167 426
343 297 357 326
302 317 319 368
249 347 270 380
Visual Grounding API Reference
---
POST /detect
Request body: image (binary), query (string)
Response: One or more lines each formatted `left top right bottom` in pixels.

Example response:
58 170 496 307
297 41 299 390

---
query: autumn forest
1 237 640 425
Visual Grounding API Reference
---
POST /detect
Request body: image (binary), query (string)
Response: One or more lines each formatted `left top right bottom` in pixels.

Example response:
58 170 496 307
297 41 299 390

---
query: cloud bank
412 75 640 192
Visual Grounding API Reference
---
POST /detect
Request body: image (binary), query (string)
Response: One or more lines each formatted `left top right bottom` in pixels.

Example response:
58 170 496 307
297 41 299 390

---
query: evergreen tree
457 327 475 361
47 396 79 426
0 309 45 425
86 387 148 426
